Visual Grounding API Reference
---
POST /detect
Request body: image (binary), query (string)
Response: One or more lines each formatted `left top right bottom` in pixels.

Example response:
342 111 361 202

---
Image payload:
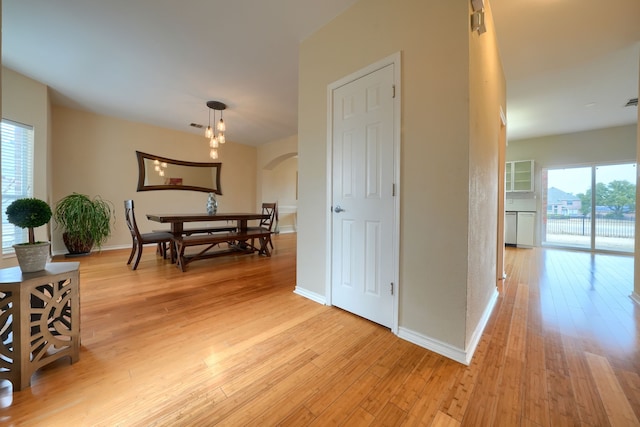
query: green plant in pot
5 197 53 272
53 193 115 255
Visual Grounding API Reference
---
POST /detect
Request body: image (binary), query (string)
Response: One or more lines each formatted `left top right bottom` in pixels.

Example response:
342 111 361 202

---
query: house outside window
1 119 35 253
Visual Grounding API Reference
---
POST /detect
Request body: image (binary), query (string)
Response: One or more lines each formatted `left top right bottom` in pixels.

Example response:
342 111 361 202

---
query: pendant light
205 101 226 159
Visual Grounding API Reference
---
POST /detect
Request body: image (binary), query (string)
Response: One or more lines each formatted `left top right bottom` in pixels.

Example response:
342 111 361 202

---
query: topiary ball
6 198 53 229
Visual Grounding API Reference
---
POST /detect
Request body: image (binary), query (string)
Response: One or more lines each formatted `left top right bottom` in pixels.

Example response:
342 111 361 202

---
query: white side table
0 262 80 391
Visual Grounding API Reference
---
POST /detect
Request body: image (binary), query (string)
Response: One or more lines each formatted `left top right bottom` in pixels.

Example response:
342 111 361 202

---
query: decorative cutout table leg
0 262 80 391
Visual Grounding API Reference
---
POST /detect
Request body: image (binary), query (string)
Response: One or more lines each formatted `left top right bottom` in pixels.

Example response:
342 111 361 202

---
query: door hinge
390 282 394 295
392 183 396 197
392 84 396 98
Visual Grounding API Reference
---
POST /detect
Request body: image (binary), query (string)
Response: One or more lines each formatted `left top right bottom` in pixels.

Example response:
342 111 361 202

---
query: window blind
1 119 35 253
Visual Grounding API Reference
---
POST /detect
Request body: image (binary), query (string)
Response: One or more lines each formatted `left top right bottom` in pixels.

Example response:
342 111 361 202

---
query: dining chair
124 200 174 270
249 202 278 251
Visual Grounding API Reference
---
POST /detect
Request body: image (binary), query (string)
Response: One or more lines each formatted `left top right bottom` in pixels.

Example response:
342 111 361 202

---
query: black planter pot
63 232 94 255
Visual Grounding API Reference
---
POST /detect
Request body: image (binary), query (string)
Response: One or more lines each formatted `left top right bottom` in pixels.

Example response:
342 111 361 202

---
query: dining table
146 212 271 269
146 212 269 235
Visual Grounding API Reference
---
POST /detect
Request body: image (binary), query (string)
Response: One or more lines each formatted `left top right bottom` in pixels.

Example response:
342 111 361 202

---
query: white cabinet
505 212 517 245
516 212 535 247
505 160 534 192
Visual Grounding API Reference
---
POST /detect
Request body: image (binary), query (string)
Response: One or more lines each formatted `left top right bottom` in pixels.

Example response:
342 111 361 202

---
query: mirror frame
136 151 222 194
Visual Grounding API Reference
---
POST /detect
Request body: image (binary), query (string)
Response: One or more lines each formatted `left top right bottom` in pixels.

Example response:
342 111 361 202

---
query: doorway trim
325 52 402 334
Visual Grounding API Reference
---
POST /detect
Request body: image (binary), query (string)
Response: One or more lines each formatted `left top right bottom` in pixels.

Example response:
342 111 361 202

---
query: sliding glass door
544 167 592 249
594 163 636 252
543 163 635 253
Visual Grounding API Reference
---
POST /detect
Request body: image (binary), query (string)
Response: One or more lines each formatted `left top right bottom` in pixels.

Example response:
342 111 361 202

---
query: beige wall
507 124 637 167
257 135 298 233
298 0 504 356
1 66 258 258
466 0 506 349
51 106 257 254
263 156 298 233
633 54 640 302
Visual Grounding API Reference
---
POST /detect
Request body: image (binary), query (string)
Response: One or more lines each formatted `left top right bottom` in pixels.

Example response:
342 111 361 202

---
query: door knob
334 205 345 213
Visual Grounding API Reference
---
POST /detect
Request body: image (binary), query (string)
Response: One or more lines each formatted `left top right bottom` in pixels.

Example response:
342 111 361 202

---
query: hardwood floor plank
521 331 551 427
403 359 461 426
544 330 582 426
390 351 440 413
359 342 426 416
251 355 354 426
438 322 493 422
1 237 638 426
616 369 640 422
302 331 398 417
493 355 524 426
505 282 529 360
215 360 320 426
374 402 407 425
309 371 380 426
342 406 376 426
431 410 461 427
585 351 640 426
562 337 610 426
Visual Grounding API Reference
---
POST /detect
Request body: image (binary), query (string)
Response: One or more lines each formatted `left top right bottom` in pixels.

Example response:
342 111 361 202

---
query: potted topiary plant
53 193 115 256
5 197 53 272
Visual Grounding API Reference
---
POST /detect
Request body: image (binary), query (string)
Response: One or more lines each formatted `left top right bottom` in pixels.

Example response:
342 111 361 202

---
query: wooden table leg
169 223 185 263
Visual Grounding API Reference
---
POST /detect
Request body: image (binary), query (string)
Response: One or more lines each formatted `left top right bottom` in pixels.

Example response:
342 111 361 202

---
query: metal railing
546 216 635 238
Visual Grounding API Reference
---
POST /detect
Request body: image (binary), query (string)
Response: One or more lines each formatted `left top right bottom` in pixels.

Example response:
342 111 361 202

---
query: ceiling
2 0 639 146
490 0 639 141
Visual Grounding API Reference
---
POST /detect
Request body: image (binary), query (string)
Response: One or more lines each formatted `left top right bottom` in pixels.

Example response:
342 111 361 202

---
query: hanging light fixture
205 101 226 159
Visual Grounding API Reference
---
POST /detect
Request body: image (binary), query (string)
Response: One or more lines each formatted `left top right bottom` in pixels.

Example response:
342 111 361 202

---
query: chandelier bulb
205 101 227 159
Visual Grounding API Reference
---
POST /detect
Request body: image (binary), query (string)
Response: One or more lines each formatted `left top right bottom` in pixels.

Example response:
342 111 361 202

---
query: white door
331 63 396 328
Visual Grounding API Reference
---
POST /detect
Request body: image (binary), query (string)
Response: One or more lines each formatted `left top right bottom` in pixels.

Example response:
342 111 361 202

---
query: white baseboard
631 292 640 305
398 288 499 366
277 226 296 234
465 288 499 364
398 327 468 365
293 286 326 305
51 243 131 257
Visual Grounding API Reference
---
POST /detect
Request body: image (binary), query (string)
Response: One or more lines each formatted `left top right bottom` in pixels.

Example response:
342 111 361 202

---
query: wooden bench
153 226 237 261
154 225 237 236
172 229 272 272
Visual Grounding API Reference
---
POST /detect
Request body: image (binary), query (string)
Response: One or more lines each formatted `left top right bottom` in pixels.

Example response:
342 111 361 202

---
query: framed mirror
136 151 222 194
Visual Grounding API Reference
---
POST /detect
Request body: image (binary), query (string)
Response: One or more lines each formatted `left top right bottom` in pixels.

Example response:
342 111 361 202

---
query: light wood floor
1 234 639 426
